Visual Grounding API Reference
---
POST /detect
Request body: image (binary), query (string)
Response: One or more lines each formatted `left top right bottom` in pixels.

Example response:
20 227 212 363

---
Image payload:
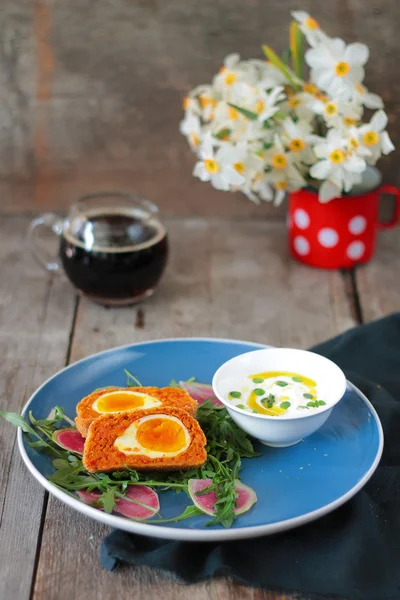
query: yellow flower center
200 95 217 109
288 96 301 108
335 61 351 77
255 99 265 114
325 102 338 116
329 150 345 164
349 137 359 149
315 92 328 102
183 97 190 110
228 106 239 120
224 71 237 86
303 83 318 94
190 133 200 147
363 131 379 146
344 117 357 126
271 153 288 169
289 138 306 152
204 159 219 174
305 16 319 30
356 83 365 95
234 162 245 174
275 180 288 190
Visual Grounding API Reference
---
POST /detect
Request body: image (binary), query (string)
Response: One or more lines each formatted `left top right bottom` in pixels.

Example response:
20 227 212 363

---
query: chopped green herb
315 400 326 407
306 401 316 408
252 377 264 383
236 404 246 410
303 393 314 399
253 388 265 396
261 394 275 409
292 376 302 382
298 405 310 409
276 381 288 387
252 409 259 414
229 391 241 399
280 401 291 409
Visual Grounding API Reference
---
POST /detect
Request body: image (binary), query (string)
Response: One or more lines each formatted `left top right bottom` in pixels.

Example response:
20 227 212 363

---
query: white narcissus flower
213 54 258 99
217 142 265 185
357 110 395 163
281 90 317 122
306 38 369 99
311 97 362 128
257 86 286 122
281 117 316 165
264 135 306 195
310 129 366 201
179 113 202 151
243 173 274 204
351 83 383 109
291 11 328 47
193 134 246 191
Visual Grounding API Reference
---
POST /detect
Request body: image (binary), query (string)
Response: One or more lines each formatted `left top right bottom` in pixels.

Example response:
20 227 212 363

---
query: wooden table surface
1 214 398 600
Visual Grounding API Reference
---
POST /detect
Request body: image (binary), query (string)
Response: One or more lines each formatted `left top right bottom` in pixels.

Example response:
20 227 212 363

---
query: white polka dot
294 236 310 256
346 241 365 260
318 228 339 248
293 208 310 230
348 215 367 235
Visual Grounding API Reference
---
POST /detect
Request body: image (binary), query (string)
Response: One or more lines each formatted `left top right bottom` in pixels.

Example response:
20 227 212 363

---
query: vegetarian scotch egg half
91 390 162 414
114 413 191 458
75 386 199 438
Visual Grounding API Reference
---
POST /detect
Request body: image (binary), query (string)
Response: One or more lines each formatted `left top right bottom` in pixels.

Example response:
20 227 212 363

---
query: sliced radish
53 429 85 454
77 489 102 507
179 381 222 406
77 485 159 520
114 485 159 520
188 478 257 516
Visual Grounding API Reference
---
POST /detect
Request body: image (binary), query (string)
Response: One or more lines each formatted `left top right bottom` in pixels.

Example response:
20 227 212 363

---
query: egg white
92 390 162 414
114 414 191 458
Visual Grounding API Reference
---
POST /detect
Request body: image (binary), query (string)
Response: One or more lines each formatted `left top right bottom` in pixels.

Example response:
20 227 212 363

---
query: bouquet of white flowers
180 11 395 204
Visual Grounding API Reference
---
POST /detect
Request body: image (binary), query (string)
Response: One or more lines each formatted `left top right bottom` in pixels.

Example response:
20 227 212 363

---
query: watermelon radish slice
188 479 257 516
179 381 222 406
114 485 159 519
53 429 85 454
77 489 102 507
77 485 159 520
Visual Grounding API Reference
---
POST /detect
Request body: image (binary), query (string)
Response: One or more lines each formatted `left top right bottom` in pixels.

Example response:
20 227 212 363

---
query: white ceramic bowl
212 347 347 447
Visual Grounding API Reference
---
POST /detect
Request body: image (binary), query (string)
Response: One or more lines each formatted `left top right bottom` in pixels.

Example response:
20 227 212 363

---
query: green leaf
316 400 327 407
252 377 264 384
280 401 291 409
100 488 117 514
214 128 231 140
149 504 202 524
236 404 246 410
276 381 288 387
262 44 301 89
228 103 258 121
292 376 302 382
303 393 314 399
290 21 304 78
228 391 241 399
307 401 316 408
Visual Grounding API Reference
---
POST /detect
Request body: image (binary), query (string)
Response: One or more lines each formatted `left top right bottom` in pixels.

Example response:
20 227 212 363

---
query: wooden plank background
0 0 398 216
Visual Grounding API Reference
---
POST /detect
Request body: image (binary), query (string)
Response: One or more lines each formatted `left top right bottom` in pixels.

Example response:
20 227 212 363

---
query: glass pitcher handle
27 213 63 272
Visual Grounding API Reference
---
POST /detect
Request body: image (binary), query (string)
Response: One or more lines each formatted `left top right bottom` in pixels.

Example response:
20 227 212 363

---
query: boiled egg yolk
114 414 190 458
92 390 162 414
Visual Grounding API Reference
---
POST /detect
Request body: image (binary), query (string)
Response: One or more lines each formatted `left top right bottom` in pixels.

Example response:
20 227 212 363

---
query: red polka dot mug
288 179 400 269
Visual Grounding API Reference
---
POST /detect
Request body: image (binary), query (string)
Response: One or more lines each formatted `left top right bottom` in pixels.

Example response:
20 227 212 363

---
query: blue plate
18 338 383 541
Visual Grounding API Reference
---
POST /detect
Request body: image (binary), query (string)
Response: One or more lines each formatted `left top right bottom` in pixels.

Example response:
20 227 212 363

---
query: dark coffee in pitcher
60 207 168 305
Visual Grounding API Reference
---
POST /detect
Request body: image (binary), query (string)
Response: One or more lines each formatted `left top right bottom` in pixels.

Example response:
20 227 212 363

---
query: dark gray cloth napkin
100 313 400 600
